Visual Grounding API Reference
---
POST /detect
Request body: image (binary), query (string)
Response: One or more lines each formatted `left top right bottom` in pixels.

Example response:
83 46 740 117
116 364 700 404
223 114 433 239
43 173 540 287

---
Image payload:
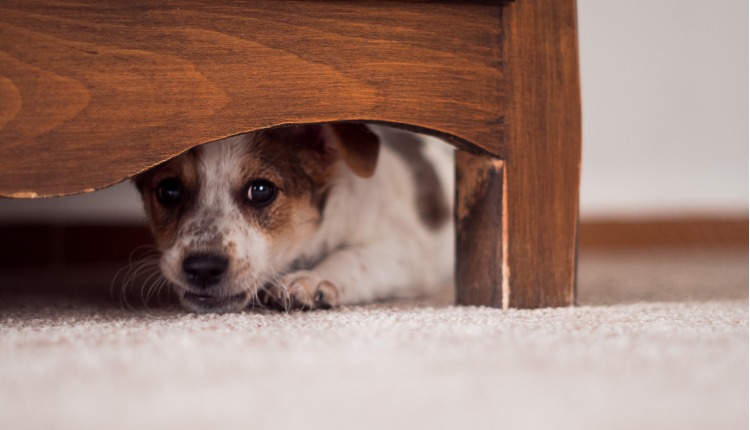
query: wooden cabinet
0 0 581 309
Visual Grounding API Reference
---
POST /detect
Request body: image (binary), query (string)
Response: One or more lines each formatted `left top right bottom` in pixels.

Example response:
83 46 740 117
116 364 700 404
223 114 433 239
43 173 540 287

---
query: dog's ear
285 123 380 178
324 123 380 178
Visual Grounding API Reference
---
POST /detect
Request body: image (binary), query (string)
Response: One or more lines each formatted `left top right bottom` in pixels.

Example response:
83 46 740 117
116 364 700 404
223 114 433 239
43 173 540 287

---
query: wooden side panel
502 0 581 308
0 0 505 197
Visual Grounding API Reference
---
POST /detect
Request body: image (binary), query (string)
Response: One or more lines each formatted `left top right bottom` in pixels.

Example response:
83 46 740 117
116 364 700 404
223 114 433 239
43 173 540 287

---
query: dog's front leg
263 239 434 310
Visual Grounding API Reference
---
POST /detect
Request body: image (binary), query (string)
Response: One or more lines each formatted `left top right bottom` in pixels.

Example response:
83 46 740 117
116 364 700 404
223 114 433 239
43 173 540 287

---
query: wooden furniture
0 0 581 309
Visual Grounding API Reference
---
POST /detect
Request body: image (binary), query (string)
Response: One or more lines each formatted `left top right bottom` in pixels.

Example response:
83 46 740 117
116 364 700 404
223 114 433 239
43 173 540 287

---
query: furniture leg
455 0 581 309
455 151 507 308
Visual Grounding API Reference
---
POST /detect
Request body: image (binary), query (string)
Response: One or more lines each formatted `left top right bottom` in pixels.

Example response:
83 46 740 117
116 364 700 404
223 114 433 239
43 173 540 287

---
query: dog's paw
260 271 340 311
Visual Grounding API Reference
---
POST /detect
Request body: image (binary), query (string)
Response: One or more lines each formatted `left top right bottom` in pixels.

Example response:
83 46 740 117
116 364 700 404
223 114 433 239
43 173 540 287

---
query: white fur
158 126 454 310
290 131 455 304
162 135 272 303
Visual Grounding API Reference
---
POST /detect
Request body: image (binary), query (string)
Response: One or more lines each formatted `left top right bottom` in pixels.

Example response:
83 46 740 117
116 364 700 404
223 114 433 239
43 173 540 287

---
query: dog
135 123 454 313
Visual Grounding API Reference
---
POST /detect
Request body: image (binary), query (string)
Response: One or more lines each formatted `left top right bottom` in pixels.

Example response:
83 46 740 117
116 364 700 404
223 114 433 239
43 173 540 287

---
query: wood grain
455 152 507 308
0 0 506 197
501 0 581 308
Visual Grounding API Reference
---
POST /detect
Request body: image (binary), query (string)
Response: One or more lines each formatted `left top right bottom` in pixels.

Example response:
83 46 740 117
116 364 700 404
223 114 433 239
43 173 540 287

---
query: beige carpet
0 248 747 430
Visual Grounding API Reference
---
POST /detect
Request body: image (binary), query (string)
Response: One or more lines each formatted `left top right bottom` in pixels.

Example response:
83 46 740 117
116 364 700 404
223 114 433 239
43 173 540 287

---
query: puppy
135 123 454 313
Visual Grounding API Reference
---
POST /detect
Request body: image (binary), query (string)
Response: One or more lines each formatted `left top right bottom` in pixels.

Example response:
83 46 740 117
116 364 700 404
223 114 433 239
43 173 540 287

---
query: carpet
0 248 747 430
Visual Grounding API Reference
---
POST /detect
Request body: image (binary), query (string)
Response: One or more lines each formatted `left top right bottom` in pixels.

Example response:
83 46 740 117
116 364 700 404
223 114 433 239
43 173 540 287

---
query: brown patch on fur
383 130 450 231
135 125 374 257
313 187 331 217
133 150 200 249
327 124 381 178
233 127 339 241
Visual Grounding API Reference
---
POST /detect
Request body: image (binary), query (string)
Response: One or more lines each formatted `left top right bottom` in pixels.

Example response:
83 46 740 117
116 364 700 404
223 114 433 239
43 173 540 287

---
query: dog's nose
182 253 228 288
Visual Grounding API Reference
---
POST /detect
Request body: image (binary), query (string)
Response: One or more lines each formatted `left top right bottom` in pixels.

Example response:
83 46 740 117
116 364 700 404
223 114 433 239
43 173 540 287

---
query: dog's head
134 124 380 312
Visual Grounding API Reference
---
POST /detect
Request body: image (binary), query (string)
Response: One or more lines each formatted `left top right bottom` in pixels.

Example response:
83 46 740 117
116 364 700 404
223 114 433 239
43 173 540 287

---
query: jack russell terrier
135 124 454 313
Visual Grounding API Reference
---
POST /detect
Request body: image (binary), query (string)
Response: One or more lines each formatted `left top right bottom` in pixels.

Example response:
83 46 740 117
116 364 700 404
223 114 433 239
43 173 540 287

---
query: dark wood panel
2 218 745 270
580 218 749 249
455 152 506 308
0 224 153 268
0 0 506 197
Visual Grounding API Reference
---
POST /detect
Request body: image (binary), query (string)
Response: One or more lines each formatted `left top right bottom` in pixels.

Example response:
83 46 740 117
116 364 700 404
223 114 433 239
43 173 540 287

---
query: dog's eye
156 178 182 206
246 179 277 207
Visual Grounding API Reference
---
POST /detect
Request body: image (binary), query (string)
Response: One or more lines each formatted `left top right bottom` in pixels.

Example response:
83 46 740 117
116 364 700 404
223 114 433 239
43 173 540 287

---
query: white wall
578 0 747 218
0 181 145 224
0 0 746 223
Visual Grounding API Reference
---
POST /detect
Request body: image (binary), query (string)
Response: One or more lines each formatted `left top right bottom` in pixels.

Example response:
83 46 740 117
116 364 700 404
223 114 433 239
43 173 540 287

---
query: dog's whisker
154 277 170 307
266 268 293 313
126 246 161 270
112 256 161 310
141 274 168 311
128 267 155 305
247 277 261 311
110 262 132 308
113 260 141 309
142 268 166 307
152 276 169 308
248 281 261 311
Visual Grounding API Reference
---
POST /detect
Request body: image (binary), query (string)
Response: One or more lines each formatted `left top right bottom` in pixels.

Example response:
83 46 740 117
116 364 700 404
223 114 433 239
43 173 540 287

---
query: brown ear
325 123 381 178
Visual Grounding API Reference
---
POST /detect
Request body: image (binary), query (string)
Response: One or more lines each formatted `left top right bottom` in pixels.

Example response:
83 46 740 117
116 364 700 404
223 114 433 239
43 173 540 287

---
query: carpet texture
0 249 747 430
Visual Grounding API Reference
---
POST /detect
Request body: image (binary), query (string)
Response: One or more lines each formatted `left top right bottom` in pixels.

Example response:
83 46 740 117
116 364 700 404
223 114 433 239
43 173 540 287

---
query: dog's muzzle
179 253 247 312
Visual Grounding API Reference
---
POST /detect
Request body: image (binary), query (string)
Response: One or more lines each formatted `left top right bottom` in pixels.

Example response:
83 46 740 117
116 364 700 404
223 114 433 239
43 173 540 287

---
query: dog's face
135 124 379 312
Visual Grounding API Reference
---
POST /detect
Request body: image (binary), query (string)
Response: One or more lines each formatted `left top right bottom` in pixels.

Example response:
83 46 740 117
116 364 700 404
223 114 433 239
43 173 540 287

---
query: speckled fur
136 125 454 312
